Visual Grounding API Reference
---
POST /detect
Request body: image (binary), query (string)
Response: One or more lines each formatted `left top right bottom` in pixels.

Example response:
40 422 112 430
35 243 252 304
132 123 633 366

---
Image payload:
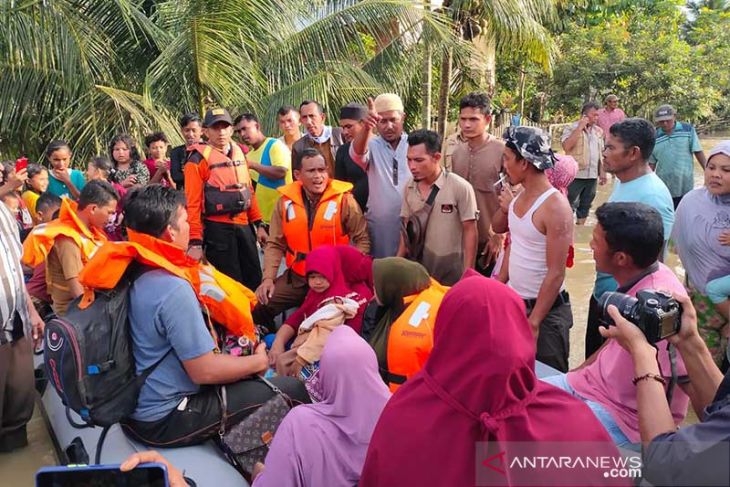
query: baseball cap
203 108 233 127
654 105 676 122
503 126 555 171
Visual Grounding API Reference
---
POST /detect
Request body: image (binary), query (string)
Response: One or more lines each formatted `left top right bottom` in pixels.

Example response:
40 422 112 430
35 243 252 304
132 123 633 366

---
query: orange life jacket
189 143 252 216
385 279 449 392
22 198 107 268
78 229 258 340
278 180 352 276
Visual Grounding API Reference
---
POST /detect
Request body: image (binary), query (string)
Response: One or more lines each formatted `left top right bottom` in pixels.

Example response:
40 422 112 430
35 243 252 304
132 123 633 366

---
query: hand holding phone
15 157 28 172
36 463 170 487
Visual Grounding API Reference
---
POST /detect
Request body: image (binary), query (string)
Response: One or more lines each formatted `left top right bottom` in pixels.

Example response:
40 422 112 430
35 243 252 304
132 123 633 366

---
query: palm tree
434 0 557 137
0 0 464 162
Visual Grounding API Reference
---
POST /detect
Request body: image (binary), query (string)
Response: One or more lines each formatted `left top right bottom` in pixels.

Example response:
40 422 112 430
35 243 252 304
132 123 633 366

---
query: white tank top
507 187 564 299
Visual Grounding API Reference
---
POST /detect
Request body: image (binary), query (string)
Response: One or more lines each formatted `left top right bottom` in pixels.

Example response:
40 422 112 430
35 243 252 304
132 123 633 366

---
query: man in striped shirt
650 104 707 209
0 167 44 452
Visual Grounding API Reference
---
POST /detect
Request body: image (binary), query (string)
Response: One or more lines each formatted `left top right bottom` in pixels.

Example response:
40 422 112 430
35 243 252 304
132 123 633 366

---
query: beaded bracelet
632 373 666 386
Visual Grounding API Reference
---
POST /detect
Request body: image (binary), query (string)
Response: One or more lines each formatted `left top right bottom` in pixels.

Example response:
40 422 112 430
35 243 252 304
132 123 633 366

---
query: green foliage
501 1 728 124
0 0 466 164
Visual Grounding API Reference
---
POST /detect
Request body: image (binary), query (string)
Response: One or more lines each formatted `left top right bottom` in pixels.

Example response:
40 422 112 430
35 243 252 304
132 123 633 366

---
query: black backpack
43 265 165 427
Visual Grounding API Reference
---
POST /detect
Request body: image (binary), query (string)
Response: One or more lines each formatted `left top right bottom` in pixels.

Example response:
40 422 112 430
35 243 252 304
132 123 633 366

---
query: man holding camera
542 202 691 449
602 287 730 486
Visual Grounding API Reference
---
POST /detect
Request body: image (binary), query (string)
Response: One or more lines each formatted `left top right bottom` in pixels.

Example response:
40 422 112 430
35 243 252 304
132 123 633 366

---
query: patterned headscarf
503 126 556 171
546 154 578 196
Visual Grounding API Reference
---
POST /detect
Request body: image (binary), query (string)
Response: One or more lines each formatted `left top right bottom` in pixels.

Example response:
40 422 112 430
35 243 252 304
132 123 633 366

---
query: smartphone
15 156 28 172
36 463 169 487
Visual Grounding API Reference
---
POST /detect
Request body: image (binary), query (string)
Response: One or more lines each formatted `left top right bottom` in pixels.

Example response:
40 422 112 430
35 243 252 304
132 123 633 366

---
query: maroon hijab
359 271 621 486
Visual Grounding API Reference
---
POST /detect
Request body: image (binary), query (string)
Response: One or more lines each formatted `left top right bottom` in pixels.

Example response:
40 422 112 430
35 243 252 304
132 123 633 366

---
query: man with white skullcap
350 93 410 257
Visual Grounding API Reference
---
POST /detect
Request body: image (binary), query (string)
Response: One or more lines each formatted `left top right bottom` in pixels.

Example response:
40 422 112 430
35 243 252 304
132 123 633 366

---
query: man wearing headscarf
350 93 410 257
335 103 369 211
492 126 574 372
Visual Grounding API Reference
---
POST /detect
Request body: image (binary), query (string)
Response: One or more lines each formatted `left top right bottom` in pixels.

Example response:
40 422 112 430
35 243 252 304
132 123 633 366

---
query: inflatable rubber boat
34 354 249 487
35 355 563 487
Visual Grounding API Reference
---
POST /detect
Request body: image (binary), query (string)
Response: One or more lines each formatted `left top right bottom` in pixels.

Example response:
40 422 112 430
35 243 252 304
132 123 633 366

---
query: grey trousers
0 336 34 444
567 178 598 219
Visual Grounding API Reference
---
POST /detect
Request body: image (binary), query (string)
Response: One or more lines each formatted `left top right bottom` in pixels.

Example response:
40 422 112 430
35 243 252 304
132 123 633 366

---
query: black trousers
525 294 573 373
584 294 606 359
122 376 309 448
251 270 309 333
204 220 262 291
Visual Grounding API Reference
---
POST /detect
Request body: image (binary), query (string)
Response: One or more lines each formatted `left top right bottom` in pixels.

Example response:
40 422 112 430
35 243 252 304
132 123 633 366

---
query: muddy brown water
2 136 727 486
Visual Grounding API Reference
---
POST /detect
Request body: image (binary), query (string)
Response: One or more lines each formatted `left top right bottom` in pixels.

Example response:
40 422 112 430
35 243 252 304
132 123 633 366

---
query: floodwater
1 136 727 486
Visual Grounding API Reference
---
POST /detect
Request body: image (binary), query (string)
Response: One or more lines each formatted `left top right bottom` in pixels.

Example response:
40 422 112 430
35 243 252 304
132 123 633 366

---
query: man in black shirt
334 103 369 211
170 112 204 189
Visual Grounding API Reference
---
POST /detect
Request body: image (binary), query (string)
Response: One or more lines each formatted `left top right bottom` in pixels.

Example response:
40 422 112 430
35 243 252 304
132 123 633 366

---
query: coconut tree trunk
421 2 432 130
437 47 452 138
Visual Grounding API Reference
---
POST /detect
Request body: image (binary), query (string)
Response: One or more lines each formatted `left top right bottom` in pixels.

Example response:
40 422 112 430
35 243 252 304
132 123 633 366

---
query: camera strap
616 262 660 293
666 342 678 404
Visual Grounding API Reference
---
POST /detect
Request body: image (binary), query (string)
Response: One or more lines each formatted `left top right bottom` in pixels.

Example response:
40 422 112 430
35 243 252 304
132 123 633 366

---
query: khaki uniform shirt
401 169 477 285
46 237 84 316
450 135 505 244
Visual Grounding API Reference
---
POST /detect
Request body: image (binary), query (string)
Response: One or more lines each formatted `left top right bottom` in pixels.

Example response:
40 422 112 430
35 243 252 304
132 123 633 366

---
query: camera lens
597 292 639 326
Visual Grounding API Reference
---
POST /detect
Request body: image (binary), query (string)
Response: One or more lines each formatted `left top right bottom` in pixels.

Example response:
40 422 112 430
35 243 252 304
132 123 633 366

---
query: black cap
503 126 555 171
340 103 368 121
203 108 233 127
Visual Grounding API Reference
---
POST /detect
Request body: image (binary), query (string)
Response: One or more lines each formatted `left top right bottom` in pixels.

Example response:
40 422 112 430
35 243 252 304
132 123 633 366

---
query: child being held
268 245 373 367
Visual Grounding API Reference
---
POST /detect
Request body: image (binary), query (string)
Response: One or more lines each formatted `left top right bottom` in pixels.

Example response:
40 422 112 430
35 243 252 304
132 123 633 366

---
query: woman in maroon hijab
359 271 623 486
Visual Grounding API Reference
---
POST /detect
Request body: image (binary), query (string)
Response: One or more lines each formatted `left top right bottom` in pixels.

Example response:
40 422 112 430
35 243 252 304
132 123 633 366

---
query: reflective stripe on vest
385 280 449 392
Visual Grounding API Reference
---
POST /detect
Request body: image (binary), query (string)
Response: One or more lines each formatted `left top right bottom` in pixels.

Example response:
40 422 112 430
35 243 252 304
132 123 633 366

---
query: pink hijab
546 154 578 196
253 326 390 487
360 271 622 486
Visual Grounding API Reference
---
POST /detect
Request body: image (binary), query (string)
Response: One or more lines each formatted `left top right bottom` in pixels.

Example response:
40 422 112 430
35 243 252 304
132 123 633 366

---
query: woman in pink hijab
253 326 390 487
548 154 578 267
546 153 578 196
360 271 622 486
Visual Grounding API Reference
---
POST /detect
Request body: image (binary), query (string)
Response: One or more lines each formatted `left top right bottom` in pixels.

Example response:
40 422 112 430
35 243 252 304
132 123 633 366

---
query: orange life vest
22 198 107 268
189 143 252 216
278 180 352 276
385 278 449 392
78 229 258 340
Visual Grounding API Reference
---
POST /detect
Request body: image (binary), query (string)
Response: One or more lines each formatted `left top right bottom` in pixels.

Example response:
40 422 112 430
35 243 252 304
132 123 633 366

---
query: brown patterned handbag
217 377 293 476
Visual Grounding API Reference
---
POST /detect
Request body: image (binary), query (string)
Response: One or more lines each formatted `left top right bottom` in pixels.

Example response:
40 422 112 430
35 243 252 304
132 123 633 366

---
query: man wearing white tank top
492 127 574 372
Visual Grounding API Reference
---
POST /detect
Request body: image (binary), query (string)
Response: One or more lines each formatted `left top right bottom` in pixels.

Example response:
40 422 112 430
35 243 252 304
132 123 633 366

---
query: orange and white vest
79 229 258 340
22 198 107 268
385 279 449 392
278 180 352 276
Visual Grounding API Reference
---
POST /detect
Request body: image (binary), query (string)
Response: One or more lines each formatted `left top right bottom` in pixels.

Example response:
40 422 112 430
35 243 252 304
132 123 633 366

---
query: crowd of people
1 90 729 486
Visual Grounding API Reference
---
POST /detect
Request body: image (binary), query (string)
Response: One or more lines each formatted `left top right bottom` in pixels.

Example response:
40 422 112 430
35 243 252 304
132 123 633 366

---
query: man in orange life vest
22 180 118 316
253 148 370 334
184 108 267 291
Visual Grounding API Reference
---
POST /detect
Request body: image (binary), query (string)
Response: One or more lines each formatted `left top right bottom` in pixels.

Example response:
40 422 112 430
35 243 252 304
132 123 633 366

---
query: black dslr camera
597 289 682 344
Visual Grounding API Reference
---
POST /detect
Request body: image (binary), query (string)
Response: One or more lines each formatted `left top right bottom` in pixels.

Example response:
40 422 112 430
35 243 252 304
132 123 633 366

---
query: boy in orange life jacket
22 180 118 316
184 108 268 291
253 148 370 332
